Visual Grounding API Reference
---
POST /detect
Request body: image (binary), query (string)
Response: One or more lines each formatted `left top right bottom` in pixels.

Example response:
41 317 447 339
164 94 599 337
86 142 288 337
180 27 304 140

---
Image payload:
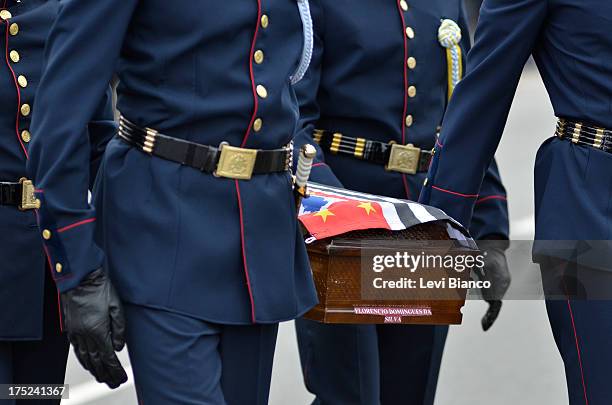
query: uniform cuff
470 195 509 240
35 193 104 292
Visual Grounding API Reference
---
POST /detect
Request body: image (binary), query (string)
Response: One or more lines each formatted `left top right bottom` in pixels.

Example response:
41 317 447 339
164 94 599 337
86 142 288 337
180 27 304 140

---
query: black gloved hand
474 238 511 331
60 268 127 389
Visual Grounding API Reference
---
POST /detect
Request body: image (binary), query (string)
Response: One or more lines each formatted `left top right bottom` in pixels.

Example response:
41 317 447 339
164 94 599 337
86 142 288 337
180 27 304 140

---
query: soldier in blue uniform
293 1 510 404
419 0 612 404
0 1 114 403
26 0 318 403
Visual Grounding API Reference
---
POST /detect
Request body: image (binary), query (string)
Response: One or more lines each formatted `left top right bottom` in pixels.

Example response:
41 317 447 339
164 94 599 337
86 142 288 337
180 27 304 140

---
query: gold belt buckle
386 143 421 175
19 178 41 210
215 143 258 180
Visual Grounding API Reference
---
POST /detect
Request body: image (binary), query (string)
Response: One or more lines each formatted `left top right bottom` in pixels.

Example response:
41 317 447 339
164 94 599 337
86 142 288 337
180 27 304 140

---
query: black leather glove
60 268 128 389
474 238 511 331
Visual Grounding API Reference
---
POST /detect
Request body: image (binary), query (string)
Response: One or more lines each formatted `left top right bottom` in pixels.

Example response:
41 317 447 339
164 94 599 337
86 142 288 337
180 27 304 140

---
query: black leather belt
556 118 612 153
118 116 292 180
0 178 40 210
313 129 433 174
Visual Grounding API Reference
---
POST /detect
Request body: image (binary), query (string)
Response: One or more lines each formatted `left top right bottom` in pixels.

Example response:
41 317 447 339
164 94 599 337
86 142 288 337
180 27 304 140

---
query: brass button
400 0 408 11
9 50 19 63
408 86 417 98
405 27 415 39
55 263 63 273
254 50 264 64
9 23 18 36
253 118 263 132
20 104 31 116
42 229 51 240
405 115 414 127
261 14 269 29
17 75 27 88
21 130 31 143
407 57 416 69
0 10 12 20
256 84 268 99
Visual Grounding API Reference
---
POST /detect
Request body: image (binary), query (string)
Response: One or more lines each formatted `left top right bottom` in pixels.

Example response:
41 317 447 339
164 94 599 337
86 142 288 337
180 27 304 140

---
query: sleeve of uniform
470 159 509 239
292 0 343 188
455 2 510 240
26 0 138 292
88 87 116 190
419 0 547 229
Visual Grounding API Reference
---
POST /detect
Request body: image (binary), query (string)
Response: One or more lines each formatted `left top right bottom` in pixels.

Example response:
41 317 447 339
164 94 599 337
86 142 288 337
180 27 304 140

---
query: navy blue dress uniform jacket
27 0 318 324
0 0 114 340
294 0 508 240
419 0 612 260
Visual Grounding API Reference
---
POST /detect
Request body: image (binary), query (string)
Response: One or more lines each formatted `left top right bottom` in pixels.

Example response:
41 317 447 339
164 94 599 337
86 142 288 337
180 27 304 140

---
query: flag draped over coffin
298 182 473 245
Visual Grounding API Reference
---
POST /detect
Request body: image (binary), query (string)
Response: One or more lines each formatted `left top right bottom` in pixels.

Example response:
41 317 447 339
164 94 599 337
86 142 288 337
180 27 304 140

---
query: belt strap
0 178 40 210
118 116 291 180
313 129 433 174
0 182 22 207
556 118 612 153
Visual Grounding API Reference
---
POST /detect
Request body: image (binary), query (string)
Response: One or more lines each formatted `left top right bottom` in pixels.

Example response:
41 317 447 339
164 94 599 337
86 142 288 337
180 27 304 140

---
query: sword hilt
296 144 316 188
294 144 317 210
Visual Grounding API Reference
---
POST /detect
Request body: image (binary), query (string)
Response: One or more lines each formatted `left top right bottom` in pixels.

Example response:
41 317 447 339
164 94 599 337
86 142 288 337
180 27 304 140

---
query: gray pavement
61 68 569 405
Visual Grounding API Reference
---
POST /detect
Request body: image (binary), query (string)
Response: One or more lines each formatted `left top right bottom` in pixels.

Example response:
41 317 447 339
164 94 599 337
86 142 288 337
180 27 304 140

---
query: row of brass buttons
3 10 32 144
253 13 270 133
401 2 417 129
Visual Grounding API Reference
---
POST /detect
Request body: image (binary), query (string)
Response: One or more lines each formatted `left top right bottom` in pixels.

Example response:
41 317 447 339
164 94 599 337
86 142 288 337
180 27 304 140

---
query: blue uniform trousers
0 271 68 405
124 304 278 405
540 258 612 405
296 319 448 405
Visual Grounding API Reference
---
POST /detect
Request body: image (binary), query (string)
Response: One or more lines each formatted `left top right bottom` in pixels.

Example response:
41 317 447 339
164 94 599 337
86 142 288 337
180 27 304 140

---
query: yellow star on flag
314 209 335 223
357 202 377 215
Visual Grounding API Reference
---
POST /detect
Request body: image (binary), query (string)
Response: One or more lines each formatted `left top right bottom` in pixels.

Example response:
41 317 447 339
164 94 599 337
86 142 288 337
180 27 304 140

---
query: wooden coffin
303 223 476 325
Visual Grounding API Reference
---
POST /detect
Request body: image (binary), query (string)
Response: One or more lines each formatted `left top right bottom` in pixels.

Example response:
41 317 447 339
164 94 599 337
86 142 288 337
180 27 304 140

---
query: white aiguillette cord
290 0 314 85
438 19 463 101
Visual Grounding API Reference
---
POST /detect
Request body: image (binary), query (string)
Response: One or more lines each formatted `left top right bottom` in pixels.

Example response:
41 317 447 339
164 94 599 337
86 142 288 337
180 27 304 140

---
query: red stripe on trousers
565 296 590 405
